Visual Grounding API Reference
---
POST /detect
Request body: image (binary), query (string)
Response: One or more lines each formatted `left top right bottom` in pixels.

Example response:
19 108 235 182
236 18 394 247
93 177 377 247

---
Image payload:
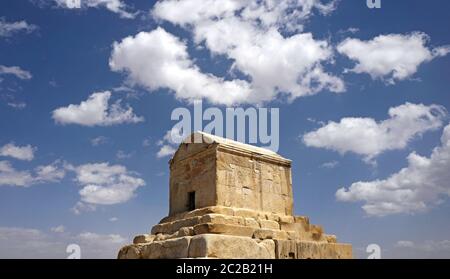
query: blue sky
1 0 450 258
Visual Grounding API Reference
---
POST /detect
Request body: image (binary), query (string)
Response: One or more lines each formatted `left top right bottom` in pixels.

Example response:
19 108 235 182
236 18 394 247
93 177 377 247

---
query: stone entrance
118 132 352 259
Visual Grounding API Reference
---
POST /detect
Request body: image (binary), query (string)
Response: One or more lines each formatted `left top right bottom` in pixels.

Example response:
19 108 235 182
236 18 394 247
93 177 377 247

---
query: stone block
117 244 144 259
259 219 280 230
296 241 352 259
274 240 297 259
152 216 202 235
294 216 310 226
141 237 191 259
150 224 168 235
326 234 337 244
279 215 294 223
133 234 155 244
233 208 259 218
265 213 281 222
280 221 297 232
154 233 165 241
261 193 287 215
244 217 260 228
193 223 255 237
178 227 194 237
296 241 322 259
253 229 288 240
188 234 275 259
310 225 324 241
184 206 235 218
286 231 298 240
200 213 245 226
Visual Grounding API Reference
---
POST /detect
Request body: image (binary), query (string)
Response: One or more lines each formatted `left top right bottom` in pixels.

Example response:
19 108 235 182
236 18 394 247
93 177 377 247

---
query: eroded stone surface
193 223 255 237
141 237 191 259
296 242 353 259
133 234 155 244
118 244 144 259
188 234 275 259
118 132 352 259
253 228 288 240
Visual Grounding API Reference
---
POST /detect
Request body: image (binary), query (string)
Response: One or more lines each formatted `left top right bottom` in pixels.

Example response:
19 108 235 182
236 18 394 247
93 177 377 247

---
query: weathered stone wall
169 141 293 217
169 143 217 215
216 148 293 215
119 132 352 259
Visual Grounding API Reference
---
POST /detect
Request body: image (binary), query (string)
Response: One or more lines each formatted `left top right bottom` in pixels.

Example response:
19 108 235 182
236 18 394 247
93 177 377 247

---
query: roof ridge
181 131 287 160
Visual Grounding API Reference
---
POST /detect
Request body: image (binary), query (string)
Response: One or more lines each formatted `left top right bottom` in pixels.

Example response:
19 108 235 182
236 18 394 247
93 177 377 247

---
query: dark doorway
188 191 196 211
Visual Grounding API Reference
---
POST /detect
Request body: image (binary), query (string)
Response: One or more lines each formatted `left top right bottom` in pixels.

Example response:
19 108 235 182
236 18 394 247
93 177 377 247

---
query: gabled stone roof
181 131 291 165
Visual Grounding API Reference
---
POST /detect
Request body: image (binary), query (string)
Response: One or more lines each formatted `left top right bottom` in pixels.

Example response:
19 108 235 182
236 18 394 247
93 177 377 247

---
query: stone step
118 235 352 259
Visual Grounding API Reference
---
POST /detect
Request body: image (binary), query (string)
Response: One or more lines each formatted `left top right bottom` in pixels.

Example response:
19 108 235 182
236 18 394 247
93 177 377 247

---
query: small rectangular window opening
188 191 196 211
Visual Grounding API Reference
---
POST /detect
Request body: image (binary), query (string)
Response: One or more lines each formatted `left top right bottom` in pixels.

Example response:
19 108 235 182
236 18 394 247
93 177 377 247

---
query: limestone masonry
118 132 352 259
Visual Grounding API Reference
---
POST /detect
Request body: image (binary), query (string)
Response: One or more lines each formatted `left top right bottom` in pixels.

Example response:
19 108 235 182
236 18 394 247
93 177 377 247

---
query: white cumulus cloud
52 91 144 126
337 32 450 83
7 102 27 110
156 145 177 159
115 150 133 160
336 123 450 217
34 161 66 183
303 103 447 163
0 65 32 80
152 0 337 31
0 19 37 37
156 127 184 158
110 28 252 105
53 0 136 19
90 136 109 146
0 160 66 187
0 143 35 161
0 161 34 186
110 0 344 105
69 162 145 208
320 160 339 169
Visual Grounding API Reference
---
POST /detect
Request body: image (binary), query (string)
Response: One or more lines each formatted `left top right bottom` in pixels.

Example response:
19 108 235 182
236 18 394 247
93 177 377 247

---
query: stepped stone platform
118 132 352 259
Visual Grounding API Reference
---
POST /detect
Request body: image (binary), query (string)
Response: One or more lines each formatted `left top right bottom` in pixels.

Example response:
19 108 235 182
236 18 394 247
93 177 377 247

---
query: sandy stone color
118 132 352 259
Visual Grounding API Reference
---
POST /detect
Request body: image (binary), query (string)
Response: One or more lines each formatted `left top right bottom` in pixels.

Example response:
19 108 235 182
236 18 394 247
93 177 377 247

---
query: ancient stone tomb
118 132 352 259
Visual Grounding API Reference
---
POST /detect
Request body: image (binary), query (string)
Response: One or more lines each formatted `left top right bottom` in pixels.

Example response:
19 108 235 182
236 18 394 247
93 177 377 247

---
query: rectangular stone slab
193 223 255 237
188 234 275 259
